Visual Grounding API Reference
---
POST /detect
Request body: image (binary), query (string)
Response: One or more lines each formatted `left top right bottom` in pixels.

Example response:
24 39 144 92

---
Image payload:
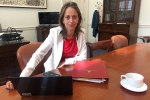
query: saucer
120 79 148 92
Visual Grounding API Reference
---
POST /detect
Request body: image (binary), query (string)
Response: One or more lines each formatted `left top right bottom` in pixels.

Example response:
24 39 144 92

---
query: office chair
88 40 112 58
17 42 51 76
111 35 128 50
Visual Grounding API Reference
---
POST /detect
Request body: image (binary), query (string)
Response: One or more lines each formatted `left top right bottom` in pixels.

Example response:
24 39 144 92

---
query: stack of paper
73 78 106 83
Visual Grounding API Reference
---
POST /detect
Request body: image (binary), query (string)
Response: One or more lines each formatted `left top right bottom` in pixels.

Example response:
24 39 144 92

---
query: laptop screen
9 76 73 96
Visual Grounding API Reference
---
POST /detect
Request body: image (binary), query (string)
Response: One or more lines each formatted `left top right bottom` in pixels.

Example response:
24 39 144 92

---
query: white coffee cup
121 73 144 88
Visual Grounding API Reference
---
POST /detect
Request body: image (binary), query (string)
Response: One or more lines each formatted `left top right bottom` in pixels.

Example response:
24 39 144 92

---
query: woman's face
63 7 79 33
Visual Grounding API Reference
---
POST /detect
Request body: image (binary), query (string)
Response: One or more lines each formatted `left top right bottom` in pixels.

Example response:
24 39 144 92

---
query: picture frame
0 0 47 9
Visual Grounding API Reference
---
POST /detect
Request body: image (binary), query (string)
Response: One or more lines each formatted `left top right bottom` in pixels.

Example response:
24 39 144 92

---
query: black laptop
9 73 73 96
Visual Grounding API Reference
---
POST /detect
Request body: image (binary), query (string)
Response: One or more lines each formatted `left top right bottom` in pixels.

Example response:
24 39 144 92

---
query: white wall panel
0 0 61 43
88 0 103 43
0 0 150 43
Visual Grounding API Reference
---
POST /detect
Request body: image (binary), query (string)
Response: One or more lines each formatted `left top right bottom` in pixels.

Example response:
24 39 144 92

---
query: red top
61 37 78 62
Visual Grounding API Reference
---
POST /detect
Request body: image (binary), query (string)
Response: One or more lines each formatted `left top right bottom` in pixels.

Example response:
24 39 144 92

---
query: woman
6 1 87 89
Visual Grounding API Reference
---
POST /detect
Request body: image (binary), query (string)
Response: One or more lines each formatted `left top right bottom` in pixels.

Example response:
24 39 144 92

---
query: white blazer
20 27 87 77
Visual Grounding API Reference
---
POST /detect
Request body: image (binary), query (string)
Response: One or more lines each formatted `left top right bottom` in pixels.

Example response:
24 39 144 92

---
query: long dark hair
59 1 82 39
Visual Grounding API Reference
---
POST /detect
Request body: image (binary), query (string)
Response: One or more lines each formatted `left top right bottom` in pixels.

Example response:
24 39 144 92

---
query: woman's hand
6 81 14 90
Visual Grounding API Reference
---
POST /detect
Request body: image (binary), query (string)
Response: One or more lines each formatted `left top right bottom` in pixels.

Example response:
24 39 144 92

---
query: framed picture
0 0 47 9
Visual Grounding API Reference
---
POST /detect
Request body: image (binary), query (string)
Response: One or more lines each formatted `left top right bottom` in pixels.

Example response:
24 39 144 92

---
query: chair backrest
111 35 128 50
88 40 112 58
17 42 51 76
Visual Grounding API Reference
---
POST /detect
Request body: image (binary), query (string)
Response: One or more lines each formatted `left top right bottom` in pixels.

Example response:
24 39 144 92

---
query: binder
72 60 108 83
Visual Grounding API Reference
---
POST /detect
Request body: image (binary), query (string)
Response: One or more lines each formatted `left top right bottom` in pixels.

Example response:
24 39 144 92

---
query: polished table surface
1 43 150 100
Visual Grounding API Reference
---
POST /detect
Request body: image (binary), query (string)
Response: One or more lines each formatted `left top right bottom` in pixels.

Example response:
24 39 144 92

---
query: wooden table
1 43 150 100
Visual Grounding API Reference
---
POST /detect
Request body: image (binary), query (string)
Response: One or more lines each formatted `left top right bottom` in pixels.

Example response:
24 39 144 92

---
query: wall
0 0 150 43
129 0 150 44
137 0 150 43
0 0 62 43
129 0 141 44
87 0 103 43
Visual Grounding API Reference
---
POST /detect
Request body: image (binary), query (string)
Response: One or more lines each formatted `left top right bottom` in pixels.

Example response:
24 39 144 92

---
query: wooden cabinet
98 0 137 42
0 40 30 85
103 0 136 23
98 24 130 41
36 26 57 42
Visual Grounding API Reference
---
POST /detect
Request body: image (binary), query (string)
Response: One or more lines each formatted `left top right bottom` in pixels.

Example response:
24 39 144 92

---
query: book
116 23 126 24
72 60 108 83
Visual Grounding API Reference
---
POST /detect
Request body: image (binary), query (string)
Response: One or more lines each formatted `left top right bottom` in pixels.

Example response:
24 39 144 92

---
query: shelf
103 0 136 23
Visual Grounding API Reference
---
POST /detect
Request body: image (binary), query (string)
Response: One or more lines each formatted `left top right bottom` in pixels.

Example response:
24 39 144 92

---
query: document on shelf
116 23 126 24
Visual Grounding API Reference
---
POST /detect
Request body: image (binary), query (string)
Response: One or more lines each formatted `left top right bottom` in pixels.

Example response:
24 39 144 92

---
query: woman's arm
20 29 55 77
